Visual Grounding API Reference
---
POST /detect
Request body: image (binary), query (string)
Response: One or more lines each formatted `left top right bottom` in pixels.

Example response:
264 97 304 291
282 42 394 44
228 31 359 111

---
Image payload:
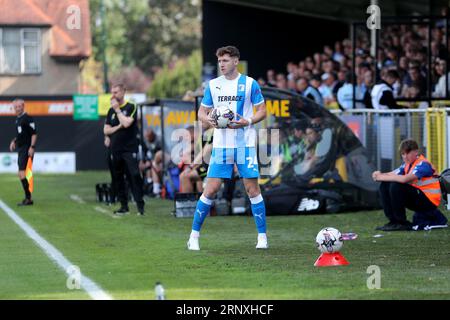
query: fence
332 108 450 174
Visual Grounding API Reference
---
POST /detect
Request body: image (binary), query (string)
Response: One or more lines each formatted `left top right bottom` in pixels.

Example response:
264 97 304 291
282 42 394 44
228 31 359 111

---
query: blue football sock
192 195 213 232
250 194 266 233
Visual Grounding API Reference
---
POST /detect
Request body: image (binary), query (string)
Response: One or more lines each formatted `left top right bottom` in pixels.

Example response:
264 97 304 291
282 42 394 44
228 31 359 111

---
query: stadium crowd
257 7 450 110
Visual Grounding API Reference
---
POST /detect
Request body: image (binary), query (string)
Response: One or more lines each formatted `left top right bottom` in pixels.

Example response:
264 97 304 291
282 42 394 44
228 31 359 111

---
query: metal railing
332 108 450 173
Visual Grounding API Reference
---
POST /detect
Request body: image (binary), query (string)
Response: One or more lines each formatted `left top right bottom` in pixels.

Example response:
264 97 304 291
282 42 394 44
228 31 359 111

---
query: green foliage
148 50 202 98
89 0 201 76
80 57 105 94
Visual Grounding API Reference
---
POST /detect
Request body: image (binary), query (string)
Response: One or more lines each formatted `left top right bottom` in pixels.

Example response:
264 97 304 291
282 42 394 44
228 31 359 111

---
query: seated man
294 122 332 178
179 142 213 193
140 128 163 196
372 139 448 231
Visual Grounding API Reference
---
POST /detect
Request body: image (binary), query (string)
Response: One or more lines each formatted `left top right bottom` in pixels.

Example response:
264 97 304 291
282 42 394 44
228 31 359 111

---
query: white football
212 105 234 128
315 227 343 253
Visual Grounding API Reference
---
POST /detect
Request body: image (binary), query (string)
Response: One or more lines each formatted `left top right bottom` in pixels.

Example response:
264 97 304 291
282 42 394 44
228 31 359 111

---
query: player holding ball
187 45 268 251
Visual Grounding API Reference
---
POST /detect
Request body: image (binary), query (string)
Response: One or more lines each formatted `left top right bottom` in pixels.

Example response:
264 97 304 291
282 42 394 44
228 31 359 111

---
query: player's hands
111 98 120 111
9 141 16 152
204 112 218 129
372 171 381 181
229 113 249 129
28 146 35 158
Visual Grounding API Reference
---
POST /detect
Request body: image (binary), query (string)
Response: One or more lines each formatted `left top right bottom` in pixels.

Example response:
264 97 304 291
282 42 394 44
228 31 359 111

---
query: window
0 28 41 74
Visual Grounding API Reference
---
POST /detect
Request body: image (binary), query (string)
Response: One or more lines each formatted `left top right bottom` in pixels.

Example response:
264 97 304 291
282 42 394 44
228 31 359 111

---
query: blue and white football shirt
201 73 264 148
395 160 435 178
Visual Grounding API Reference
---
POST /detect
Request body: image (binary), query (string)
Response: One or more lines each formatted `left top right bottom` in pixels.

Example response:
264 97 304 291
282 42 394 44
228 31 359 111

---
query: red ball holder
314 252 349 267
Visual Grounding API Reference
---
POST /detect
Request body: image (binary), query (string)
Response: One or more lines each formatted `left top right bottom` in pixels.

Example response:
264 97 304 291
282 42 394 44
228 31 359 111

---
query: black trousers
107 149 118 202
379 181 436 224
112 151 144 209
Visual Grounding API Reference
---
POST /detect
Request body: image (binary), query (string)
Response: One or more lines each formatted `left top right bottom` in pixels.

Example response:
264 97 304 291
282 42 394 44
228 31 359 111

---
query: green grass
0 172 449 299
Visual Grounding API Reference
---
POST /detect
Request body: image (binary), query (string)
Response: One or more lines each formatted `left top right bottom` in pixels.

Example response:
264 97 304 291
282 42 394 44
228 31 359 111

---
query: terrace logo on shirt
218 96 243 102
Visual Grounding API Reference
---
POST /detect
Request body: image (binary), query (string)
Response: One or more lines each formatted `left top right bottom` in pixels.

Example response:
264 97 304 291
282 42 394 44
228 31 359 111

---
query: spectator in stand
322 60 334 74
319 72 338 107
286 61 297 81
362 69 374 108
337 68 347 82
342 38 353 57
287 78 297 93
303 69 313 81
377 48 386 70
334 68 347 94
404 85 428 109
323 45 334 59
357 62 371 82
305 56 315 71
276 73 288 90
371 69 402 109
332 41 345 64
431 37 446 60
266 69 277 87
402 66 426 97
398 56 409 81
310 74 322 88
337 72 366 110
313 52 322 68
296 77 323 105
436 6 450 28
383 47 398 68
432 58 450 98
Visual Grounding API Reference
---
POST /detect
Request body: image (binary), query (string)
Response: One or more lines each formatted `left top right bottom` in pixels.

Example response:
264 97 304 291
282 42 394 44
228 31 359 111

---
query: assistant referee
103 83 145 215
9 99 37 206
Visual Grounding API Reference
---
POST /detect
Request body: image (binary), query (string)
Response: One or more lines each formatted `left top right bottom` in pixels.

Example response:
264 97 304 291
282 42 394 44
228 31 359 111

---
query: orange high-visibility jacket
404 155 441 206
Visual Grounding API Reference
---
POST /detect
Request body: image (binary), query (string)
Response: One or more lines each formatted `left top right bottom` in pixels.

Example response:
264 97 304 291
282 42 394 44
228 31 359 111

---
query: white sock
250 194 264 204
258 233 267 239
190 230 200 238
153 183 161 194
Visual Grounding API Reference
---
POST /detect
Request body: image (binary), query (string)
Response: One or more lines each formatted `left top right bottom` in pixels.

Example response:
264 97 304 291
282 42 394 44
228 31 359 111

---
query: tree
148 50 202 98
89 0 201 77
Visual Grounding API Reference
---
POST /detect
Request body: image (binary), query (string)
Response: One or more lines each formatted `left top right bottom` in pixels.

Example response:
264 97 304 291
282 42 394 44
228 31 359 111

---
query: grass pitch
0 172 449 299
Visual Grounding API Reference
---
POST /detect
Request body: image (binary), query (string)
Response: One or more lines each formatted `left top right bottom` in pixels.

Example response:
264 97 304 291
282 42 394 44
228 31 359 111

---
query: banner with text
0 152 76 173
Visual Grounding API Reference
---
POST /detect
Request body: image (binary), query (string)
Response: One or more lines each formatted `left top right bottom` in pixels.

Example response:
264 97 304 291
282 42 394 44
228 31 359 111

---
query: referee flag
26 157 34 193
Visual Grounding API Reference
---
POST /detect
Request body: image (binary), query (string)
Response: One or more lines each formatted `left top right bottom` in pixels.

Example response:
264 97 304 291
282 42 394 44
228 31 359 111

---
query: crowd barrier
332 108 450 174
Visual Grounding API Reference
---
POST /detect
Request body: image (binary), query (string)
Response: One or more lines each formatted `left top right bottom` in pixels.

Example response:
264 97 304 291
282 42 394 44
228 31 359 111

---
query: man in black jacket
104 84 145 215
9 99 37 206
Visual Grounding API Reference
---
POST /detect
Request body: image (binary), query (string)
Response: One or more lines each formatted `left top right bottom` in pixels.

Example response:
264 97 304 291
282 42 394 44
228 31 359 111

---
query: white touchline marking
69 194 85 204
94 206 121 218
0 199 113 300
